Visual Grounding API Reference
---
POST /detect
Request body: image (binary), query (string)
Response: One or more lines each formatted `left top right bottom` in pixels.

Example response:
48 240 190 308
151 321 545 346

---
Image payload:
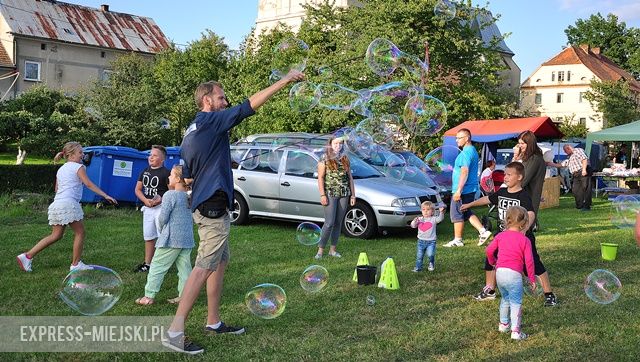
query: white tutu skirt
48 200 84 226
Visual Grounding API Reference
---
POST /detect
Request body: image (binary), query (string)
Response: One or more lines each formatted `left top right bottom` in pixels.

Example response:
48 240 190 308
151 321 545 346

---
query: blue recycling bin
143 146 182 170
81 146 149 203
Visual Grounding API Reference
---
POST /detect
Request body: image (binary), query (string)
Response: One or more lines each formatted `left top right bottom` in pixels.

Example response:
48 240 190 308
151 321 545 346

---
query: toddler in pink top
485 205 536 341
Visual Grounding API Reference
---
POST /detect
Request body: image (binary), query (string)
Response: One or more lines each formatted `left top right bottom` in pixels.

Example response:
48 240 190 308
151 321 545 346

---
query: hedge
0 164 58 194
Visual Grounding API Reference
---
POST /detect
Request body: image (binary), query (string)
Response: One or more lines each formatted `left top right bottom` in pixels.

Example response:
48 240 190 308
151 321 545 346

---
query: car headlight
391 197 419 207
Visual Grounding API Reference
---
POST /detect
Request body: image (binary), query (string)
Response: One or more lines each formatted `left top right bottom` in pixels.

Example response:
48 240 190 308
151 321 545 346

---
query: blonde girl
17 142 117 272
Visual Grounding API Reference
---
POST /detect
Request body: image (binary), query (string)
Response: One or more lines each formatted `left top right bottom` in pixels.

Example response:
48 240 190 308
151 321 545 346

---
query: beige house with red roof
0 0 169 100
520 44 640 132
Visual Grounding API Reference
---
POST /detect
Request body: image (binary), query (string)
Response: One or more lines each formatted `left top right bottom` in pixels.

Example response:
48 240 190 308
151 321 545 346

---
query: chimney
591 47 601 55
579 44 589 52
100 4 109 12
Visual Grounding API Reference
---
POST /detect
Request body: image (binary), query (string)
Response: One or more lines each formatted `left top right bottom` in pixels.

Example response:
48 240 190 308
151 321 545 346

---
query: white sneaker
70 261 93 272
17 253 32 272
478 230 492 246
443 239 464 247
427 263 435 271
511 331 528 340
498 323 510 333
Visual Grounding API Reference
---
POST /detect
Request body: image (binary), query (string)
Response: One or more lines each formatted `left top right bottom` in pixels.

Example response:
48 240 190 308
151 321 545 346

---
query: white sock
454 237 462 242
167 330 183 338
207 322 222 330
480 228 487 235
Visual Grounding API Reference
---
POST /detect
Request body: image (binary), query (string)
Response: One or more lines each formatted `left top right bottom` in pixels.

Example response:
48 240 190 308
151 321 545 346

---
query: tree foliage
585 79 640 128
223 0 515 154
0 86 98 157
565 13 640 78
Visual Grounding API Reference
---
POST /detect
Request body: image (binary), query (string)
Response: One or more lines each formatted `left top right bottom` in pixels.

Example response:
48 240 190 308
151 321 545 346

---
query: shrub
0 164 58 194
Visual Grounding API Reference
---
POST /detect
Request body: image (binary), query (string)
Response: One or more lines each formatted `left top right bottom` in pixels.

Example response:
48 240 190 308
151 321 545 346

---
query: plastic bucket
356 265 377 285
600 243 619 261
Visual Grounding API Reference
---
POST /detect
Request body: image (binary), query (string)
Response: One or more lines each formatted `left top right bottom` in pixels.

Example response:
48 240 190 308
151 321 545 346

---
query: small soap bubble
245 283 287 319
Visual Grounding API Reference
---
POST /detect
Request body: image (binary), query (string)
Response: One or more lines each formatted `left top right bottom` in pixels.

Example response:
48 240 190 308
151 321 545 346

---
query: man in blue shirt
164 69 304 355
443 128 492 248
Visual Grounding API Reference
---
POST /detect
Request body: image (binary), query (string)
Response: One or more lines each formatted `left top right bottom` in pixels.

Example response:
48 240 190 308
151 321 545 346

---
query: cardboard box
540 176 560 209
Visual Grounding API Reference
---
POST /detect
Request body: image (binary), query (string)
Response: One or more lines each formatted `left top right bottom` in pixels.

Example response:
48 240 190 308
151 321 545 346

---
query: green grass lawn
1 193 639 361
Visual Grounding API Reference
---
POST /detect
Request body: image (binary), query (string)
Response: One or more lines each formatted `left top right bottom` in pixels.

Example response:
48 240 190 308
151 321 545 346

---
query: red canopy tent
443 117 563 143
442 117 564 167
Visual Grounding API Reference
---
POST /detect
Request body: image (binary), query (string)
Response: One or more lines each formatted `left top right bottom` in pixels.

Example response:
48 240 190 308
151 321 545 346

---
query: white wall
521 63 604 131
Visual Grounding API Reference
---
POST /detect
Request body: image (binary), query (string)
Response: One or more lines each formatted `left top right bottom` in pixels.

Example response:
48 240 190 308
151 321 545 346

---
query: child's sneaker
427 263 435 271
161 332 204 355
17 253 32 272
412 268 421 272
544 292 558 307
498 323 510 333
474 288 496 301
478 230 492 246
314 253 322 260
204 322 245 335
328 251 342 258
511 331 528 340
70 261 92 272
443 239 464 247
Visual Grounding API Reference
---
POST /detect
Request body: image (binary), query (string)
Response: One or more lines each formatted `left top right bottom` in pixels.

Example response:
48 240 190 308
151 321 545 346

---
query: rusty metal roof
0 0 170 54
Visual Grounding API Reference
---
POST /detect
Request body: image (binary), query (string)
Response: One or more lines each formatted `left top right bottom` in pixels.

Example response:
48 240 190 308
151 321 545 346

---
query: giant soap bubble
355 114 401 149
366 38 401 77
403 94 447 136
610 194 640 228
424 145 460 190
245 283 287 319
289 81 321 113
59 265 123 316
584 269 621 305
271 38 309 80
434 0 457 21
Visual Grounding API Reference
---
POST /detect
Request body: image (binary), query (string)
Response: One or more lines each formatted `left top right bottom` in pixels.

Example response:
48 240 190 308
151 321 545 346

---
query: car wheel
343 200 377 239
231 192 249 225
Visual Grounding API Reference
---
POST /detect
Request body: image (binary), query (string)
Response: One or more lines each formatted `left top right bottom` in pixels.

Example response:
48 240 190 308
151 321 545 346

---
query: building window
579 117 587 125
535 93 542 104
551 71 555 82
579 92 585 103
101 51 106 58
24 61 41 81
558 71 565 82
567 71 571 81
556 93 564 103
40 43 46 50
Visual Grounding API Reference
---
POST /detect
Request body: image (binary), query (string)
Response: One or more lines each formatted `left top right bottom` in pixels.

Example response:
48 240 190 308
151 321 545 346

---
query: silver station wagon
230 142 443 239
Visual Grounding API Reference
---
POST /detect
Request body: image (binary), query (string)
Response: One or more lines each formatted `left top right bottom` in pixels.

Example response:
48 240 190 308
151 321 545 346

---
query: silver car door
279 149 324 219
236 147 282 214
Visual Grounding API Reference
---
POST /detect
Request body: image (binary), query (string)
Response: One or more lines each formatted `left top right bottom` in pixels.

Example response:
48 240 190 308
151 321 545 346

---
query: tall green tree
585 79 640 128
565 13 640 77
83 53 171 149
224 0 515 154
153 31 230 143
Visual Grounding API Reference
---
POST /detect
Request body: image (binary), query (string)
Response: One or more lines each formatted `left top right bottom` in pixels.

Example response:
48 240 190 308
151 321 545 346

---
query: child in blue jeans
136 165 194 305
485 206 536 340
411 201 445 272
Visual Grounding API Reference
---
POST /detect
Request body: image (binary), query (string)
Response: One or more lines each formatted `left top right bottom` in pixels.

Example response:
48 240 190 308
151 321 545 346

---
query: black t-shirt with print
488 187 535 238
137 166 170 199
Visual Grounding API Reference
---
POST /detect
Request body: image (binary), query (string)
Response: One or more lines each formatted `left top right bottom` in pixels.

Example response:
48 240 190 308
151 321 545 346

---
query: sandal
167 296 181 304
135 296 155 305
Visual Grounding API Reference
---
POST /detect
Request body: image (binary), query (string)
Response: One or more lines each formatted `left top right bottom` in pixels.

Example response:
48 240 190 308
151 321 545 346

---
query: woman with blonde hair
17 142 117 272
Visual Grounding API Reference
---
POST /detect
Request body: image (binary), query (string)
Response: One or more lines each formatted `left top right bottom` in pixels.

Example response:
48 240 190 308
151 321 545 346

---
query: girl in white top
16 142 117 272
